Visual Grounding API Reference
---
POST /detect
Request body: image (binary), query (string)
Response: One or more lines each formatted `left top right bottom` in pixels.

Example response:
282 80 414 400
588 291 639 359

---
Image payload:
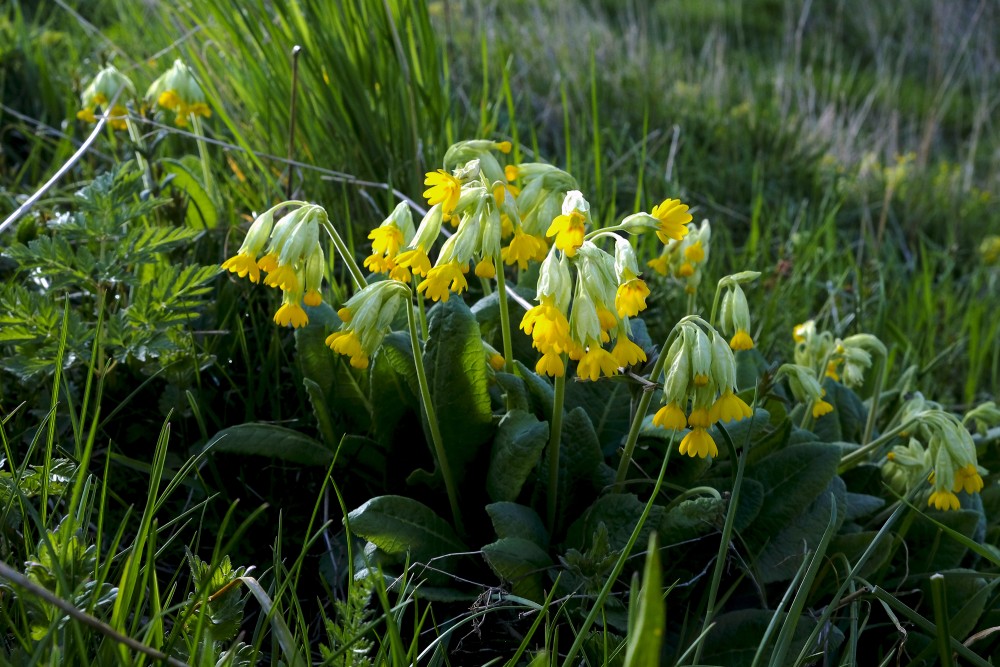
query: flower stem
547 370 567 532
125 117 154 195
839 418 917 473
406 299 463 533
614 328 679 486
320 218 367 291
862 354 886 446
417 291 429 339
494 255 514 374
709 279 725 329
692 424 744 665
190 114 217 204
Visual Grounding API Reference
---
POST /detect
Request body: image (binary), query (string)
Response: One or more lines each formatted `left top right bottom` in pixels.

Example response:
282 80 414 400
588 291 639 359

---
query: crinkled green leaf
206 424 333 466
482 537 553 602
346 495 466 562
486 502 549 548
423 299 494 480
487 410 549 503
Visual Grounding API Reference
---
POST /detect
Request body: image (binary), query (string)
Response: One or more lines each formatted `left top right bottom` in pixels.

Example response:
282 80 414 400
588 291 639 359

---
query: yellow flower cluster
146 59 211 127
793 321 885 388
77 65 135 131
652 320 753 458
648 219 708 295
325 281 406 369
363 202 415 283
221 203 327 328
882 398 987 511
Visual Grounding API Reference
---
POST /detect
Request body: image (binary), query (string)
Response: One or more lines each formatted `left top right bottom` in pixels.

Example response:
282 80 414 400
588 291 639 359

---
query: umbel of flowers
146 59 212 127
881 394 987 511
651 318 753 458
221 202 328 328
77 65 135 130
793 320 886 387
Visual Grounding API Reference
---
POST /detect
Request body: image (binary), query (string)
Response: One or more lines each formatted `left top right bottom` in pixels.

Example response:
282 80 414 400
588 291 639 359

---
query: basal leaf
369 332 419 447
487 410 549 503
481 537 553 602
565 378 632 454
423 299 494 481
346 495 466 562
486 502 549 548
812 380 867 444
206 424 333 466
757 476 846 583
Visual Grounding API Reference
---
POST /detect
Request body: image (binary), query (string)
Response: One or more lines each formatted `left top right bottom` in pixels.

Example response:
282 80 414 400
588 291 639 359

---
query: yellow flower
274 297 308 328
688 408 712 429
680 428 717 458
792 322 809 343
475 257 496 279
396 246 432 277
953 464 984 494
615 279 650 318
338 307 353 322
363 253 393 274
505 165 519 181
502 230 548 270
546 210 586 256
326 331 369 369
257 253 279 273
221 252 261 284
388 262 411 283
730 330 754 351
653 403 687 431
812 398 834 418
520 299 573 354
710 390 752 423
611 337 646 368
647 253 670 276
684 240 705 263
928 490 960 511
488 353 506 371
263 263 299 292
304 289 323 307
825 360 841 381
369 224 405 257
536 350 565 377
423 170 462 220
651 198 692 244
496 141 512 154
417 260 468 302
577 344 619 382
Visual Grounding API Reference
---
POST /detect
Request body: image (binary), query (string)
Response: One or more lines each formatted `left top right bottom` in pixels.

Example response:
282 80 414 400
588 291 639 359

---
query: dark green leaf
812 380 868 444
486 502 549 548
487 410 549 503
206 424 333 466
700 609 844 666
346 495 466 562
423 299 494 481
481 537 553 602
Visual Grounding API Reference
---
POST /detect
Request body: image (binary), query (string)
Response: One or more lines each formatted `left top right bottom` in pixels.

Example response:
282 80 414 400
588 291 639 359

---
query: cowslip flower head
397 204 444 278
718 273 759 351
502 228 549 270
417 260 468 302
146 59 211 127
77 65 135 130
222 203 285 284
423 169 462 221
443 139 511 184
326 281 406 369
365 202 415 281
546 190 590 257
780 364 833 419
650 198 693 244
